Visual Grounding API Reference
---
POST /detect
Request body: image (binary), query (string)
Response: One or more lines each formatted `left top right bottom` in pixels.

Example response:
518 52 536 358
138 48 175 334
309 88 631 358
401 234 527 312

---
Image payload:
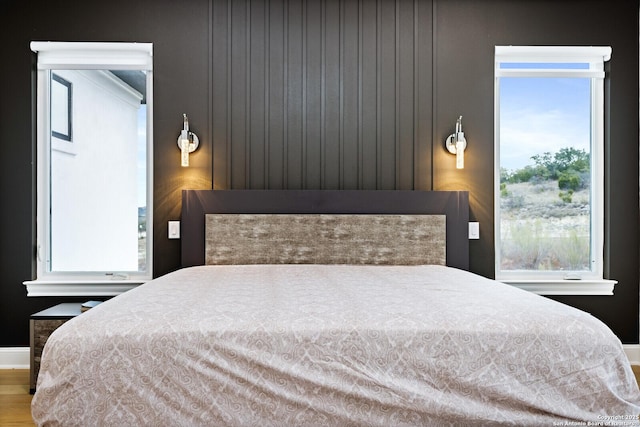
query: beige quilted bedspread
32 265 640 426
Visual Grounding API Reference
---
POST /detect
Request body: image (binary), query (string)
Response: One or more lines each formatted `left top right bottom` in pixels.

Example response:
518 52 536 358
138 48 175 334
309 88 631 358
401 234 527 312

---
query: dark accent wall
210 0 433 191
0 0 638 346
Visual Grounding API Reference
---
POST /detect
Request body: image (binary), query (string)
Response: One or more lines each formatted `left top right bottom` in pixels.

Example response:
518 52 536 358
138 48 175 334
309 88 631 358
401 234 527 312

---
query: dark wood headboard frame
181 190 469 270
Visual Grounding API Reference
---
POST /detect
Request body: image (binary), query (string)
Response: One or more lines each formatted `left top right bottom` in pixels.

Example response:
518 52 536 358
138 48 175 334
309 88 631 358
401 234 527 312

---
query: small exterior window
26 42 153 296
494 46 615 295
50 73 72 141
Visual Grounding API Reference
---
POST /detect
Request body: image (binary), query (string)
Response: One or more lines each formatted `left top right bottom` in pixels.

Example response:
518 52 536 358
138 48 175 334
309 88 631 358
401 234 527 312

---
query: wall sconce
445 116 467 169
177 113 199 167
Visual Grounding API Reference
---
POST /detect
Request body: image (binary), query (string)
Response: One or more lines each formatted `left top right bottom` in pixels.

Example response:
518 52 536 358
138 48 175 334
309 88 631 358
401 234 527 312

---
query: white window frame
24 42 154 296
494 46 616 296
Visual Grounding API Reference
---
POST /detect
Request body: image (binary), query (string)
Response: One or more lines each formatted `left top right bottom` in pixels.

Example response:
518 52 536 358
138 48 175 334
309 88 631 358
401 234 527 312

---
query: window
50 73 72 141
494 46 615 295
25 42 153 296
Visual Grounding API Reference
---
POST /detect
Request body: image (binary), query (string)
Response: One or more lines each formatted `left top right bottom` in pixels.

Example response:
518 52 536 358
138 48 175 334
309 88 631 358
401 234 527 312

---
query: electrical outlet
468 222 480 239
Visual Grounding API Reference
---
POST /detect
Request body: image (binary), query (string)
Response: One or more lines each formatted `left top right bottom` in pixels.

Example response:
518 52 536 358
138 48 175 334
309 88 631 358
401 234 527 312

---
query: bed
32 190 640 426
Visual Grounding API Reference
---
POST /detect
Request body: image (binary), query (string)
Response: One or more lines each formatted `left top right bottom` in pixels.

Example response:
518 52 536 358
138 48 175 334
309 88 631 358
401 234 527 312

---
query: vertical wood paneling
287 0 303 188
211 0 433 191
301 0 308 188
378 0 396 190
212 0 228 189
230 0 247 189
226 0 233 187
414 0 432 190
342 0 359 189
394 0 400 188
338 0 344 189
376 0 382 189
360 0 377 189
305 0 322 188
263 0 271 186
323 0 341 189
249 0 266 188
282 0 289 186
357 0 363 188
268 0 285 188
397 0 414 190
245 0 252 187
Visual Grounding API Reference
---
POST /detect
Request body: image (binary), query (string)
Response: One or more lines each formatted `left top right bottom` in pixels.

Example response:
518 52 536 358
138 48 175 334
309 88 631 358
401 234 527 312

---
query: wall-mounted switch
168 221 180 239
468 222 480 239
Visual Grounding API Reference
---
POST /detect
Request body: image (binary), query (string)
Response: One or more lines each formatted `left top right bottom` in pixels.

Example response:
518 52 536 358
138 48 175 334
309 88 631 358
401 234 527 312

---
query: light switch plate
468 222 480 239
168 221 180 239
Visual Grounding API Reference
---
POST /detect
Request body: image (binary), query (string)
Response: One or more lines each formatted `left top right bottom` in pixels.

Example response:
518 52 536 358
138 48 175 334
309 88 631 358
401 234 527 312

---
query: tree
529 148 589 181
553 147 589 174
501 147 590 195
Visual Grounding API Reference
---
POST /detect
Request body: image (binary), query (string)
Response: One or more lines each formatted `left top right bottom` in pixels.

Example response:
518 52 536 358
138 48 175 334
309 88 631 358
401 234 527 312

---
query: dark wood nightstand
30 303 83 393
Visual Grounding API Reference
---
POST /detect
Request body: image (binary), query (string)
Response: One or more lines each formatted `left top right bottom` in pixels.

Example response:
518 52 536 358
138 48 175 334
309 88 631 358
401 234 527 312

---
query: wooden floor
0 370 34 426
2 367 640 425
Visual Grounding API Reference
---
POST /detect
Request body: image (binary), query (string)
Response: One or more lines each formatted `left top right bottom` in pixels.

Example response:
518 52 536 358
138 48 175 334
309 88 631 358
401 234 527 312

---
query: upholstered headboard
181 190 469 269
205 214 446 265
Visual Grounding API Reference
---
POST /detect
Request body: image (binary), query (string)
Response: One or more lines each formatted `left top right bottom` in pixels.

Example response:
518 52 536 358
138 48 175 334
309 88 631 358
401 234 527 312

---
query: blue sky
499 75 591 171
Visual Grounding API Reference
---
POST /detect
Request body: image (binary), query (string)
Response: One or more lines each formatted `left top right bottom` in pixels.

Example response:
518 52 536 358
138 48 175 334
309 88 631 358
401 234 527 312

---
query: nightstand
30 303 83 393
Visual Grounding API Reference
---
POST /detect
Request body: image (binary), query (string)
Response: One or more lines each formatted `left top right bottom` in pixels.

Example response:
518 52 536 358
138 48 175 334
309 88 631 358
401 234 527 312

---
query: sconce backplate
177 132 200 153
445 134 467 154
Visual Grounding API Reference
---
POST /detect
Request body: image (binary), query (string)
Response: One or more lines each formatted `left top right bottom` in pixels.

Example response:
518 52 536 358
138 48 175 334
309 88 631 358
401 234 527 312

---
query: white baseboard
624 344 640 365
0 347 29 369
1 345 638 370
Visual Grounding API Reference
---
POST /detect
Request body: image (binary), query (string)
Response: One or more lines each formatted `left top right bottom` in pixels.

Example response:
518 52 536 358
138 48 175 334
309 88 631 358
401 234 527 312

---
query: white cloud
500 107 589 171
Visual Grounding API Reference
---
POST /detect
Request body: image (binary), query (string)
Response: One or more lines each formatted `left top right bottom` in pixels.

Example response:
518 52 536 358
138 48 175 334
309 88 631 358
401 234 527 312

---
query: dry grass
501 181 590 217
500 181 591 270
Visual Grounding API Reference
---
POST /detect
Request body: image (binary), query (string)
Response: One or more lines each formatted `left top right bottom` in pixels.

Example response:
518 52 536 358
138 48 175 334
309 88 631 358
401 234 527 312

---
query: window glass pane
137 104 147 272
48 69 147 273
50 74 71 141
498 76 592 272
500 63 590 70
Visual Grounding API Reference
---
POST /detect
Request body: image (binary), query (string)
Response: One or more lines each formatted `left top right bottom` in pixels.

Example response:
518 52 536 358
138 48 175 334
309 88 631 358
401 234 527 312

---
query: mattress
32 265 640 426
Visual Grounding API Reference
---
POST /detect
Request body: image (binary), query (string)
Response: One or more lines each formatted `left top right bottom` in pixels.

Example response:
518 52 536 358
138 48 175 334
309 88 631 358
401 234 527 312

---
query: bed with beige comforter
32 264 640 426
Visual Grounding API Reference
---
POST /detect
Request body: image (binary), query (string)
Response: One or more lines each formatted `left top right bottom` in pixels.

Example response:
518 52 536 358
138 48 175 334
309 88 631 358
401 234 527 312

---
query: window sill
23 279 147 297
502 279 617 296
